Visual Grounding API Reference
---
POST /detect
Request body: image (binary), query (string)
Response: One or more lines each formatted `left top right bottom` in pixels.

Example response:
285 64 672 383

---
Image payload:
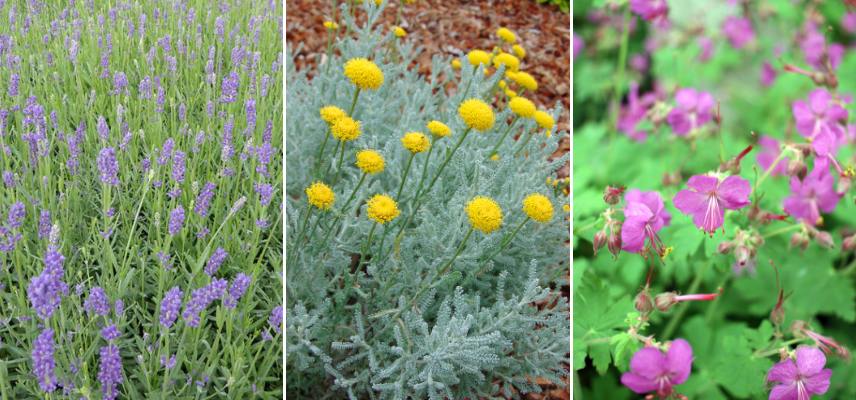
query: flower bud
790 232 809 250
734 245 751 267
717 241 734 254
654 292 677 312
635 290 654 314
813 230 834 248
787 158 807 179
836 175 851 194
607 227 622 259
593 230 607 256
603 185 624 205
843 234 856 252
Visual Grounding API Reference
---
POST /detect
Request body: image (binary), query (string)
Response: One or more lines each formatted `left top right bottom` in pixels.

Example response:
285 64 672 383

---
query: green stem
314 128 332 178
412 141 435 201
360 222 378 264
488 116 518 157
513 127 537 157
342 172 367 212
756 150 787 189
436 226 474 277
763 223 802 239
395 153 415 200
291 206 313 257
348 87 361 116
662 262 708 339
474 217 529 277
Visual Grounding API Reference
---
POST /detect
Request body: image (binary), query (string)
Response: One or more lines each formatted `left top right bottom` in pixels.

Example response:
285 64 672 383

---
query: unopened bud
635 290 654 314
813 230 834 248
790 232 809 250
603 185 625 205
654 292 677 312
843 235 856 252
608 228 622 259
734 245 751 267
836 176 851 194
787 158 807 179
593 230 607 256
717 241 734 254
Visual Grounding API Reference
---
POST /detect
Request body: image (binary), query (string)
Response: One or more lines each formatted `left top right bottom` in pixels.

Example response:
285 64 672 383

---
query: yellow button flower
306 182 335 210
508 96 536 118
498 80 507 89
493 52 520 72
490 154 500 161
401 132 430 153
522 193 554 223
504 89 517 98
458 98 495 132
512 44 526 59
426 120 451 138
451 59 462 70
467 50 491 66
533 110 555 130
355 149 385 174
393 26 407 38
510 71 537 91
331 116 362 141
343 58 384 90
563 204 571 213
366 194 400 224
319 105 347 124
496 27 516 44
466 196 503 233
323 21 339 30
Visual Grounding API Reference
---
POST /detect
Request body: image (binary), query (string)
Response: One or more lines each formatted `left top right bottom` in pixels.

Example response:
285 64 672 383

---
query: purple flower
194 182 217 217
7 73 18 97
801 24 844 70
159 138 175 165
168 206 185 236
8 201 25 229
673 175 751 235
666 88 715 136
32 328 58 392
97 116 110 141
101 325 121 341
618 82 660 141
629 0 668 22
160 354 177 369
27 248 67 320
2 171 14 187
767 346 831 400
205 247 228 276
722 16 755 49
114 299 124 316
171 150 186 184
254 183 274 206
138 76 152 99
98 344 123 400
843 12 856 33
84 287 111 317
621 189 671 255
159 286 183 329
783 158 841 226
112 71 128 95
38 210 51 239
791 89 848 156
97 147 120 186
224 273 251 309
182 278 228 327
220 71 239 103
756 135 788 177
621 339 693 398
761 62 777 87
245 98 256 131
270 305 283 334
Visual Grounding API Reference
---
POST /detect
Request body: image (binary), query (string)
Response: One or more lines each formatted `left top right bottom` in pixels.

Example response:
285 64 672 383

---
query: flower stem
290 206 313 259
396 153 415 201
757 150 787 189
763 223 801 239
474 217 529 277
437 226 474 278
662 262 708 339
360 222 378 265
348 87 361 116
412 142 435 202
488 116 518 157
313 128 332 178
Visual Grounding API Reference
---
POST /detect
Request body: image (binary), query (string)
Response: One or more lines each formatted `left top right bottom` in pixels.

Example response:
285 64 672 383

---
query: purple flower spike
32 328 58 393
182 278 228 327
205 247 228 276
621 189 671 256
97 147 120 186
270 305 283 334
159 286 183 329
27 248 68 320
101 325 121 341
621 339 693 399
171 150 186 184
8 201 25 229
168 206 185 236
84 287 111 317
767 346 832 400
254 183 274 206
756 136 788 177
220 71 239 103
224 273 251 309
98 344 123 400
38 210 51 239
194 182 217 217
673 175 751 235
783 158 841 226
666 88 715 136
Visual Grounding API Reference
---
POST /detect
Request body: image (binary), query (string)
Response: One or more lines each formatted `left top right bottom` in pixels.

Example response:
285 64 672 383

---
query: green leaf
709 334 773 398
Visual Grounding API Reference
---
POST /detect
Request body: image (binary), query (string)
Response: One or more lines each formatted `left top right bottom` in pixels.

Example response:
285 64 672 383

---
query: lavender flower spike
98 344 123 400
205 247 228 276
182 278 228 327
97 147 120 186
224 273 251 308
32 328 58 392
159 286 183 329
168 206 185 236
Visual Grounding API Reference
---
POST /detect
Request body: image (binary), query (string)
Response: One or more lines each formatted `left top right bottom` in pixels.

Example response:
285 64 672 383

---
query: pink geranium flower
621 189 671 256
674 175 751 235
783 158 841 226
761 62 777 87
756 135 788 176
621 339 693 399
629 0 668 22
766 346 832 400
792 89 848 156
618 82 660 141
666 88 715 136
722 16 755 49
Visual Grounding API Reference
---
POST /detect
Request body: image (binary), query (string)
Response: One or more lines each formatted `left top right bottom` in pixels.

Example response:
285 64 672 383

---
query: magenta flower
573 33 584 59
629 0 668 22
621 339 693 398
756 135 788 177
697 36 714 62
722 16 755 49
843 12 856 33
621 189 671 255
761 62 777 87
618 82 659 141
783 158 841 226
666 88 715 136
800 24 844 70
792 89 848 156
674 175 751 234
766 346 832 400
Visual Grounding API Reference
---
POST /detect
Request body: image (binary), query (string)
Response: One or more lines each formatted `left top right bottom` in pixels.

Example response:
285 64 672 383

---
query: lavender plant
0 0 283 398
287 2 570 398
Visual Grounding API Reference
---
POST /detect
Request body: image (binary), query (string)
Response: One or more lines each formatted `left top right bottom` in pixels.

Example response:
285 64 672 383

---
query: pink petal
665 339 693 384
629 347 668 379
766 360 797 384
620 372 659 394
673 189 708 215
803 368 832 395
717 175 751 210
621 218 647 253
624 202 654 222
768 383 799 400
795 346 826 375
675 88 699 110
667 109 691 136
808 89 831 114
686 175 719 192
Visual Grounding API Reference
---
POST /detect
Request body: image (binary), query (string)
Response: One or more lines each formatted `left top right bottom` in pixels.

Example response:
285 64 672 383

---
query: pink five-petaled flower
766 346 832 400
722 16 756 49
621 189 671 256
621 339 693 399
792 89 848 157
629 0 668 22
674 175 751 235
666 88 715 136
756 135 789 177
783 158 841 226
618 82 659 141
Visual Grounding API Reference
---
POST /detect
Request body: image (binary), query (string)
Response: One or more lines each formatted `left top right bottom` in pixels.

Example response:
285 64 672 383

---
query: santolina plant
0 0 283 397
286 2 570 398
575 1 855 399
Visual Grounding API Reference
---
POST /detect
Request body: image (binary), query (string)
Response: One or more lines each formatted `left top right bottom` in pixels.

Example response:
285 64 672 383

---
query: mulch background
286 1 571 398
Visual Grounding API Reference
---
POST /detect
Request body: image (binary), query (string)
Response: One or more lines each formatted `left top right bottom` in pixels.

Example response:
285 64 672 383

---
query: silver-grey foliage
286 3 569 398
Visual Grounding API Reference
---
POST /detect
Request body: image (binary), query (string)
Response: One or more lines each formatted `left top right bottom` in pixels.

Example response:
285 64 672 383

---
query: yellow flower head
496 27 517 44
319 105 347 124
498 80 507 89
306 182 335 210
343 58 384 90
355 149 385 174
366 194 400 224
504 89 517 98
374 0 382 5
466 196 503 233
493 52 520 72
426 120 451 138
467 50 491 66
401 131 431 153
490 154 500 161
458 98 495 132
451 59 462 70
533 110 555 130
323 21 339 30
512 44 526 59
393 26 407 38
563 204 571 213
331 116 362 141
522 193 554 223
508 96 536 118
510 71 538 91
